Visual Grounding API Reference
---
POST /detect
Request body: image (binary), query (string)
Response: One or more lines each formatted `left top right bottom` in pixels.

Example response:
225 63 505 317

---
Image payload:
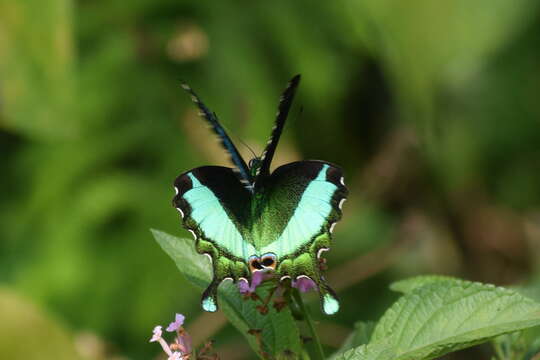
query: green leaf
329 321 376 360
337 341 395 360
390 275 456 294
377 278 540 359
335 278 540 360
151 229 303 359
152 229 212 287
490 279 540 359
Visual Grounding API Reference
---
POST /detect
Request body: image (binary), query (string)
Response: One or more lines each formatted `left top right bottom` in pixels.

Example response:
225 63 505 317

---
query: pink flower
238 270 272 294
292 276 317 293
168 352 183 360
149 325 173 356
166 313 185 332
238 278 250 293
151 313 193 359
149 326 163 343
175 331 192 354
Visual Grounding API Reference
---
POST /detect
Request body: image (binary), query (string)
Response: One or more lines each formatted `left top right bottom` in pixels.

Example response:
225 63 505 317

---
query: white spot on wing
338 198 346 210
222 277 233 283
317 248 329 258
203 253 212 264
174 186 179 195
188 229 197 239
329 222 336 233
296 275 312 281
176 207 184 218
340 177 345 186
280 275 291 281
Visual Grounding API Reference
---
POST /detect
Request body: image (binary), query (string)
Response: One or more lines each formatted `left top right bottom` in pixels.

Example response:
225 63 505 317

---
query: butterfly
173 75 347 315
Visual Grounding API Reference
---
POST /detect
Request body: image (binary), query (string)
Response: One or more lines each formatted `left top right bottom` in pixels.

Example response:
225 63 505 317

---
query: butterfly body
173 75 347 314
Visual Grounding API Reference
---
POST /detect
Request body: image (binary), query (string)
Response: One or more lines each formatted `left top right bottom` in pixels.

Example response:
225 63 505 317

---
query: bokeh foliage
1 1 540 359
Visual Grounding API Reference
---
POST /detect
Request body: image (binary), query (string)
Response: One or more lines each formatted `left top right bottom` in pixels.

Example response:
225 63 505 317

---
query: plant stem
493 340 505 360
292 289 325 360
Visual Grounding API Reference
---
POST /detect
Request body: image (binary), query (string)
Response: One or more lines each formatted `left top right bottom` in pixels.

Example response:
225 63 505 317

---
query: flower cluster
237 269 317 295
150 313 192 360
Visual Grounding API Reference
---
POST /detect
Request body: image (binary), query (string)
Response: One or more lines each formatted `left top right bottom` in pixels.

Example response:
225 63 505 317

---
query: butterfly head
248 157 262 178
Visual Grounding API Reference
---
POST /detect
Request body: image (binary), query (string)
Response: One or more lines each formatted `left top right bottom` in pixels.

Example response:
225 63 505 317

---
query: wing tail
181 82 252 188
256 74 301 180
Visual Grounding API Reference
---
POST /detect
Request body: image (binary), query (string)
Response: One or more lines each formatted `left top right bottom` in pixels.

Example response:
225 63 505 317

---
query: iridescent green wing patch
256 160 347 258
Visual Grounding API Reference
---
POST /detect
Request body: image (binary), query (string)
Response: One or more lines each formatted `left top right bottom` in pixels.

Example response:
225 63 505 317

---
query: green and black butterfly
173 75 347 315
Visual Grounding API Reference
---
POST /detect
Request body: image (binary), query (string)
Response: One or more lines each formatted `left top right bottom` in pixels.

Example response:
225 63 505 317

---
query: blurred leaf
335 278 540 360
491 331 532 360
0 0 77 139
0 287 83 360
152 229 302 358
347 0 539 148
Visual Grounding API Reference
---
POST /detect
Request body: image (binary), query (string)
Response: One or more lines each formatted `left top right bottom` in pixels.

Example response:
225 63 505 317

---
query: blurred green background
1 1 540 359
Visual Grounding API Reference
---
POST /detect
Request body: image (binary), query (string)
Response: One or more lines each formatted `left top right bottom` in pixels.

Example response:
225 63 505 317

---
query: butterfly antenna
220 122 258 160
237 136 259 160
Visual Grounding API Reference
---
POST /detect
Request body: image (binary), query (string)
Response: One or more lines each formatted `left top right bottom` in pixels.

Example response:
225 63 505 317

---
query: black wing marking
255 74 301 181
181 82 253 189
